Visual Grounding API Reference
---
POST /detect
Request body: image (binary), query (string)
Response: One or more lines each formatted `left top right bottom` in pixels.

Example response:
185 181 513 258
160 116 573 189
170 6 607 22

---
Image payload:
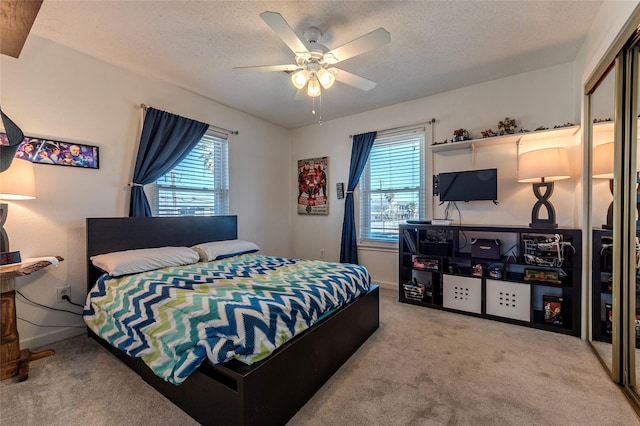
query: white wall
0 36 292 349
291 62 578 288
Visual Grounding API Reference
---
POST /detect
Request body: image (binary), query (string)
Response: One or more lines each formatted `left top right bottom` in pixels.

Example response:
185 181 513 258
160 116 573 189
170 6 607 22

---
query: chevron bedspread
83 254 371 385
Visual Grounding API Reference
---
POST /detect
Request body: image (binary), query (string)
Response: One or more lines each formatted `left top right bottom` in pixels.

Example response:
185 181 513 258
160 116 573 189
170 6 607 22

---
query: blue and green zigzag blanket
84 254 371 385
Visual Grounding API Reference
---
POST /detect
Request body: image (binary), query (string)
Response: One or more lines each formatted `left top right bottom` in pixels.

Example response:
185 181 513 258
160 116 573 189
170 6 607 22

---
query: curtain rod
140 104 239 136
349 118 436 139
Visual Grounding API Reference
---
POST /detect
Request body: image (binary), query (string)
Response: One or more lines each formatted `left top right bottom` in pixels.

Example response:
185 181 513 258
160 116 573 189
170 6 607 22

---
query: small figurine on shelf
481 129 497 138
534 125 548 131
452 128 470 142
553 122 575 128
497 117 517 135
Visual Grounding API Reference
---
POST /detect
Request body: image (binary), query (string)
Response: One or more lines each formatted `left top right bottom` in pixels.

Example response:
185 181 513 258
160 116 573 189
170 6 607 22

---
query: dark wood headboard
86 215 238 290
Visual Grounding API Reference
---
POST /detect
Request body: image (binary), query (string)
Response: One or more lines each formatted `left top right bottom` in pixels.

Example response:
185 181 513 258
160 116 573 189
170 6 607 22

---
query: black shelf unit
399 224 582 337
590 228 640 348
592 229 613 344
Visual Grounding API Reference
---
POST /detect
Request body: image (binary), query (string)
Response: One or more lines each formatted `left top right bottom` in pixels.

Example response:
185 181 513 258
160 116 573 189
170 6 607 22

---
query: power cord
17 317 86 328
62 294 84 308
16 290 82 315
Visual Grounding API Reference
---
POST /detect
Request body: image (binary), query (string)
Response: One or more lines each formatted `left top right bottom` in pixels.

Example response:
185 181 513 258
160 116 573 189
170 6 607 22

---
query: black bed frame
86 216 379 425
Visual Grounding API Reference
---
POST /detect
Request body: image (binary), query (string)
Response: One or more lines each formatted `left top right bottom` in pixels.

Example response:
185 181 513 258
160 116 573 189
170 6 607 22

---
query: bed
85 215 379 425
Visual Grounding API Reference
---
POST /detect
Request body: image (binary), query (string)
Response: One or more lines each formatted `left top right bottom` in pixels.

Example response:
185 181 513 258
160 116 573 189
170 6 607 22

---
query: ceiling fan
234 11 391 98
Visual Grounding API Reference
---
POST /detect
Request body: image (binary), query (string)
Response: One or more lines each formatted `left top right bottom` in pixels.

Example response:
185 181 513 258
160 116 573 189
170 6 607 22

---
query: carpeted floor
1 288 638 425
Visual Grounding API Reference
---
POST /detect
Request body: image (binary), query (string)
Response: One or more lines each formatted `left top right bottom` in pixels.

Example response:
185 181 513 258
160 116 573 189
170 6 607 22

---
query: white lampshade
0 159 36 200
593 142 614 179
518 147 571 183
317 68 335 89
307 77 321 97
291 70 309 90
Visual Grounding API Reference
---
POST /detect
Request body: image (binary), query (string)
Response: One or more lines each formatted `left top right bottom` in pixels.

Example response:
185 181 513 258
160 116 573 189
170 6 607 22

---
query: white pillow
191 239 260 262
91 246 200 277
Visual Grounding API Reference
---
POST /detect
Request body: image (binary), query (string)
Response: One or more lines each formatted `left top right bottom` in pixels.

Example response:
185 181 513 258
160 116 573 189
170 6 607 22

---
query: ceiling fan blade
324 28 390 64
334 69 377 91
0 0 43 58
260 11 310 58
233 64 301 72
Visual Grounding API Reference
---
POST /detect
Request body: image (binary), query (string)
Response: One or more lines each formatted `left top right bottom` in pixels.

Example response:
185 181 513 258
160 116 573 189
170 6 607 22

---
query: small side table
0 256 64 381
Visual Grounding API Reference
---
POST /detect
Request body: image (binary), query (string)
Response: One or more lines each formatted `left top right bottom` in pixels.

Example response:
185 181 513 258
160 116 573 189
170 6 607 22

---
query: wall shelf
429 125 580 153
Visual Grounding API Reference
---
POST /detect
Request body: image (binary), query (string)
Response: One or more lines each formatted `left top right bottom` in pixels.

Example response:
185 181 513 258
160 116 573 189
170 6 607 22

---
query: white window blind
155 131 229 217
359 130 425 242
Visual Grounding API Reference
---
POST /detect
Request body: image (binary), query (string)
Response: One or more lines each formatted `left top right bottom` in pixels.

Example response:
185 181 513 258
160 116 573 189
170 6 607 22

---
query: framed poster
297 156 328 215
1 133 99 169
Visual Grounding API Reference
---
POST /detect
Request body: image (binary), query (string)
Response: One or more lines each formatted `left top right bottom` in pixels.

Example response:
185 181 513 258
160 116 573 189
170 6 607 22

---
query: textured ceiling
29 1 604 129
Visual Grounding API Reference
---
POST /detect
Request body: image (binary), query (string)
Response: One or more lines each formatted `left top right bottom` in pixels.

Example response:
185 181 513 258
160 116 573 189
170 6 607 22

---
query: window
359 129 425 243
154 131 229 216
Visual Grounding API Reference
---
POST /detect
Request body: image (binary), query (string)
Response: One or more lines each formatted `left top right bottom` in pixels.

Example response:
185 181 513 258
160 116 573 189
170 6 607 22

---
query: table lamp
592 142 614 229
517 147 571 228
0 158 36 254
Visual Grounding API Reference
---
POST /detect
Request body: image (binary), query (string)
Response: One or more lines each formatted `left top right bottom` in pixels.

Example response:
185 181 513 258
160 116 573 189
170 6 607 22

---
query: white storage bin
443 275 482 314
486 279 531 322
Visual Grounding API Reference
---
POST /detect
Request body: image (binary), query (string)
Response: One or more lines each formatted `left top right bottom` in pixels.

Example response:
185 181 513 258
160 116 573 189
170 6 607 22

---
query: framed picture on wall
1 133 99 169
297 156 328 215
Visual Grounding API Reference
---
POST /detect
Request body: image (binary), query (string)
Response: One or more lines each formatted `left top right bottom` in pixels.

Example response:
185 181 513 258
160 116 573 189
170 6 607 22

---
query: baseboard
21 326 86 350
374 280 396 291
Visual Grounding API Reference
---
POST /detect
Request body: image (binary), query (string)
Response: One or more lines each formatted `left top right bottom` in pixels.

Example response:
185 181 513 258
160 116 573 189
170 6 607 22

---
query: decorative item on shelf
605 303 613 334
481 129 497 138
413 257 439 271
523 234 574 268
592 142 614 229
553 122 575 129
472 263 483 277
488 264 503 279
403 278 426 301
0 251 21 265
593 118 613 123
517 147 571 228
452 128 470 142
497 117 517 135
431 139 450 146
517 128 531 133
543 294 563 325
534 126 549 131
524 268 561 285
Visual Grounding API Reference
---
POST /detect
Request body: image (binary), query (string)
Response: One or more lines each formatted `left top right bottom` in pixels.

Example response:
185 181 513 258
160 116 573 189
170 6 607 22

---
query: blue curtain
339 131 377 264
129 107 209 217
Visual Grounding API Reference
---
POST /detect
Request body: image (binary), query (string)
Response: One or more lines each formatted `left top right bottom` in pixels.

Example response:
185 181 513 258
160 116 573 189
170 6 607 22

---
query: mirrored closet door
587 14 640 412
589 64 616 376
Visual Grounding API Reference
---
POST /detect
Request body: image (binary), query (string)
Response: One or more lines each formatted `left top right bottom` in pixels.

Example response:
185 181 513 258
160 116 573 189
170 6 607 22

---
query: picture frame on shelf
524 268 561 285
606 303 613 335
543 294 563 325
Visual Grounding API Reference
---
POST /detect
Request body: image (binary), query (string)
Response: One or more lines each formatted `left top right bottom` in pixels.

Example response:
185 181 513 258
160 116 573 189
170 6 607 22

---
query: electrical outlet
56 286 71 304
320 248 325 259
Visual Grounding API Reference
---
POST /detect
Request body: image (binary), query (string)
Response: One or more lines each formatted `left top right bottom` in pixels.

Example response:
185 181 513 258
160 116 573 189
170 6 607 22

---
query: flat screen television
437 168 498 203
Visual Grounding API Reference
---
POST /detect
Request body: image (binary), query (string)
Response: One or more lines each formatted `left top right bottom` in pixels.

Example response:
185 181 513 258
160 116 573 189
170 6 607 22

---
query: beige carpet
1 288 638 425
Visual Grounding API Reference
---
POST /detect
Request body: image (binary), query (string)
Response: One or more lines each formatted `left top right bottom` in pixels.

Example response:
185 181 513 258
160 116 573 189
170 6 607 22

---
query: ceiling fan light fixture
307 77 321 97
317 68 335 89
291 70 309 89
